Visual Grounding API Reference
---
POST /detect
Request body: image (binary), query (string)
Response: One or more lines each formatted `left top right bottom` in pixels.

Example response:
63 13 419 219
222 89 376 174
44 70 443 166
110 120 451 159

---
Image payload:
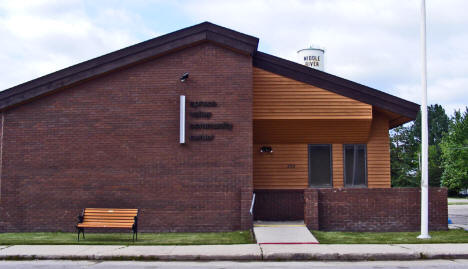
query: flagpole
418 0 431 239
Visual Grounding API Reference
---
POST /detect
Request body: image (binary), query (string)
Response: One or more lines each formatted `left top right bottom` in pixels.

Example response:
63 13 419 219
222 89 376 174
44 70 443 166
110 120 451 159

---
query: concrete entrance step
253 221 319 244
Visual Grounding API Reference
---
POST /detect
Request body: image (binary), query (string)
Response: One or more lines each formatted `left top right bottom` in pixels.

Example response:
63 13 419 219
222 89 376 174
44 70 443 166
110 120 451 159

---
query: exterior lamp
260 146 273 153
180 72 189 82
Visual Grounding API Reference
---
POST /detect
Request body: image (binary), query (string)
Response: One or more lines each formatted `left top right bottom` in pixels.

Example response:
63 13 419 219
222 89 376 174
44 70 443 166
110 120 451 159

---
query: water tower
297 46 325 71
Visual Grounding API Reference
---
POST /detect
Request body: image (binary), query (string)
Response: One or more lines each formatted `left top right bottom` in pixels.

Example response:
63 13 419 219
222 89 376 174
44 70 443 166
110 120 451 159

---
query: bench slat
83 213 137 217
81 219 134 222
85 208 138 211
84 215 134 221
83 214 136 217
82 219 135 223
85 209 138 213
84 211 138 214
80 220 134 224
78 223 133 228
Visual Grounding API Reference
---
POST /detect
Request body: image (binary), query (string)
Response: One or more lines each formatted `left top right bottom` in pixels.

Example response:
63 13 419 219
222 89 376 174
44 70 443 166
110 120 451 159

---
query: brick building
0 22 447 232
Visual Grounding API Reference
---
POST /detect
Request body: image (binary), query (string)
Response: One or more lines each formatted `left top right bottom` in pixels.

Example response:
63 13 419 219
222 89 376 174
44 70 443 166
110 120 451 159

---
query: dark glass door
308 144 332 187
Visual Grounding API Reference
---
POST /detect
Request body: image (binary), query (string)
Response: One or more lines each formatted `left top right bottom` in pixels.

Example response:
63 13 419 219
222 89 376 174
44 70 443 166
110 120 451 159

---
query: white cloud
0 0 466 116
177 0 467 115
395 76 468 115
0 0 155 90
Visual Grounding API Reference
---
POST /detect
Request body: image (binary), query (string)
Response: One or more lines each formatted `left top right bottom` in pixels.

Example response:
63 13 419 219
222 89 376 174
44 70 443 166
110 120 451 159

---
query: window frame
343 144 368 188
308 144 333 188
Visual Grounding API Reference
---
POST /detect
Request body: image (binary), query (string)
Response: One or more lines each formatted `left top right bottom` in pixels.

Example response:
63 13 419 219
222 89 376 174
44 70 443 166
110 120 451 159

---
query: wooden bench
76 208 139 241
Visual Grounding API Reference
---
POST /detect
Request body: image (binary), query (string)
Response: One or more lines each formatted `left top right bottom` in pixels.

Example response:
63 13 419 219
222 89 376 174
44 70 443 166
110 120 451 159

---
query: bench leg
132 227 138 242
77 227 84 242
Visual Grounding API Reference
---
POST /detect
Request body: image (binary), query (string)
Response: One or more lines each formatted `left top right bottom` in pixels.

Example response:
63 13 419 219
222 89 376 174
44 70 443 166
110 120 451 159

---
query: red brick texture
240 187 254 230
0 42 253 232
304 189 319 230
304 187 447 231
253 190 304 221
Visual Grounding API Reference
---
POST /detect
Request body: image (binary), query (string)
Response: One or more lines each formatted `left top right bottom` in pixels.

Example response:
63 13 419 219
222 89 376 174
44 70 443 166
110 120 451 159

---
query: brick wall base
304 189 319 230
304 187 448 232
253 190 304 221
241 187 254 230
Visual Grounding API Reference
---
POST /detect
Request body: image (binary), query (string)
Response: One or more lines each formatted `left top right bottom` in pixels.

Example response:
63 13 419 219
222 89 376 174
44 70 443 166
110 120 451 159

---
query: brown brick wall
240 187 254 230
253 190 304 221
304 189 318 230
304 187 447 231
0 42 253 232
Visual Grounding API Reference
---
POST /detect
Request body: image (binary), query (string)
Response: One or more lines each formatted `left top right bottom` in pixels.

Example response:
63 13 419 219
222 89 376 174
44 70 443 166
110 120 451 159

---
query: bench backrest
82 208 138 225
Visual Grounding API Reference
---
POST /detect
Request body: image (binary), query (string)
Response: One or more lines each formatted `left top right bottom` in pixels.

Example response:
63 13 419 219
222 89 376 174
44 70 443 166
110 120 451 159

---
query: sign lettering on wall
188 100 233 142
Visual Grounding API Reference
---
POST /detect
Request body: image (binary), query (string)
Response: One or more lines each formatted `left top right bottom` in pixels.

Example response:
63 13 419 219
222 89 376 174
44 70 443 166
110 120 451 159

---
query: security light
180 72 189 82
260 146 273 153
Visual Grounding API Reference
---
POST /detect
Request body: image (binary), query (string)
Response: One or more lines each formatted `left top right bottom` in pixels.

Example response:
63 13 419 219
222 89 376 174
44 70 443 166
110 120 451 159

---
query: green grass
448 202 468 205
0 231 254 245
311 229 468 244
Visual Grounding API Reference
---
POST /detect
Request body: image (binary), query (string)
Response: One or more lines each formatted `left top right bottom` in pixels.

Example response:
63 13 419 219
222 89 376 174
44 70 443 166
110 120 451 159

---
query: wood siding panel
253 68 372 120
367 112 391 188
332 144 344 188
253 144 308 189
253 119 372 144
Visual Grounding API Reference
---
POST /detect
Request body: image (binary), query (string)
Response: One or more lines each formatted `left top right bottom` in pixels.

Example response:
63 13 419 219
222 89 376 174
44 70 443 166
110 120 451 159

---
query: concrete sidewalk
0 244 467 261
253 221 319 244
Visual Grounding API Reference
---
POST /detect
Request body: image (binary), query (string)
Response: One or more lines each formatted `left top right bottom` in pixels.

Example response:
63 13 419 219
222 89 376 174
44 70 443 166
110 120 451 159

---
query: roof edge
0 22 259 111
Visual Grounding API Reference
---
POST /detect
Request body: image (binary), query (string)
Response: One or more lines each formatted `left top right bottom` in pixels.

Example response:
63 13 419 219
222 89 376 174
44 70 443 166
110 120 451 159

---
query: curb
0 254 262 261
1 253 468 261
0 244 467 261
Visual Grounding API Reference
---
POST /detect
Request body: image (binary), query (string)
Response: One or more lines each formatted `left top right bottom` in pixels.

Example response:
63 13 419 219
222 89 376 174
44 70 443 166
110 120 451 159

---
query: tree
390 104 449 187
412 104 450 145
440 108 468 195
412 104 449 186
390 125 419 187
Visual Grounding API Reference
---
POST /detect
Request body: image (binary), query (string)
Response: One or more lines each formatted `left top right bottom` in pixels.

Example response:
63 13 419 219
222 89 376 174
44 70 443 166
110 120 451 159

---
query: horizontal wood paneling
367 112 391 188
253 144 308 189
332 144 344 188
253 69 391 189
254 119 372 144
253 68 372 120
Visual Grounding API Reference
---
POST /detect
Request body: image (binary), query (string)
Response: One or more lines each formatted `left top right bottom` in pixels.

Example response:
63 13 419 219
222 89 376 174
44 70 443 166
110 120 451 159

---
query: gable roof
0 22 259 111
0 22 418 127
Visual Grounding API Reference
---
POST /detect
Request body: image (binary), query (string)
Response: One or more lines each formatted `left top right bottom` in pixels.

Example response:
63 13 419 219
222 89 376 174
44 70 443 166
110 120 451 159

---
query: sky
0 0 466 115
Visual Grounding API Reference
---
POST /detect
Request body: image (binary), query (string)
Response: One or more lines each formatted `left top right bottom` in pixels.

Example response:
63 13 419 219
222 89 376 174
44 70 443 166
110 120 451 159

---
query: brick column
240 187 253 230
429 187 448 230
304 188 319 230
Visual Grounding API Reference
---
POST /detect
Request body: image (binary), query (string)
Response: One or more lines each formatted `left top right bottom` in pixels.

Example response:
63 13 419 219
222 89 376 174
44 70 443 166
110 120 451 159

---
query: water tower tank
297 46 325 71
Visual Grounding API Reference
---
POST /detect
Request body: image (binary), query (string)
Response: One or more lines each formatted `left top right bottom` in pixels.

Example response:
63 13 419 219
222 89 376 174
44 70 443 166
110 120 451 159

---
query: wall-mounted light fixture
180 72 189 82
260 146 273 153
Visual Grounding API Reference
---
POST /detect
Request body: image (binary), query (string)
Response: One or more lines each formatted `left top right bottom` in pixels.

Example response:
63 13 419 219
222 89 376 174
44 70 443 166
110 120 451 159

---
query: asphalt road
1 260 468 268
448 204 468 226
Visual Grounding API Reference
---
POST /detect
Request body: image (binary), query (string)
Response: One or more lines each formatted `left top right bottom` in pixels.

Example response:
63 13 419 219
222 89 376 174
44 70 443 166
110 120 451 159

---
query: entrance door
308 144 332 187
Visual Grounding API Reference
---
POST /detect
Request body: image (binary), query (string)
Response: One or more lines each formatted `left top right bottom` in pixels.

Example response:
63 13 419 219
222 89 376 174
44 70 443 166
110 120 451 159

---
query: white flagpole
418 0 431 239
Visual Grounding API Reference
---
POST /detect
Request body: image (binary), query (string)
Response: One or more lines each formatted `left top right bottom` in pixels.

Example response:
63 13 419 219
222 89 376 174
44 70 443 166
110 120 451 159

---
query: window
308 144 332 187
343 144 367 187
